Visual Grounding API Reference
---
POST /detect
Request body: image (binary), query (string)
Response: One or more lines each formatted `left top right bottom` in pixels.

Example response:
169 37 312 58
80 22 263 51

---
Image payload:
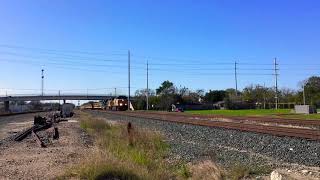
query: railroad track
195 114 320 126
116 111 320 127
100 111 320 141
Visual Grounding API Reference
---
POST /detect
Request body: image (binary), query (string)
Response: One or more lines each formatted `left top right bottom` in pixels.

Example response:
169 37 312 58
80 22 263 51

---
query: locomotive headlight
120 103 123 106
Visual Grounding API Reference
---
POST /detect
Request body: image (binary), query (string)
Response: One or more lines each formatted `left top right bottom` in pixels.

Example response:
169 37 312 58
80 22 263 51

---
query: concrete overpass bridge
0 95 115 102
0 94 118 112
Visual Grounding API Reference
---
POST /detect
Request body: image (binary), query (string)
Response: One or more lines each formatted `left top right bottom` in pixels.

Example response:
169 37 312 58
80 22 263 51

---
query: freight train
60 103 75 117
106 96 128 111
80 102 103 110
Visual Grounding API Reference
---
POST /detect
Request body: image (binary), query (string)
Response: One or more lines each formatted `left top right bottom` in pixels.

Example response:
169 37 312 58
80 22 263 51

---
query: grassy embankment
187 109 320 120
60 112 190 179
60 112 271 180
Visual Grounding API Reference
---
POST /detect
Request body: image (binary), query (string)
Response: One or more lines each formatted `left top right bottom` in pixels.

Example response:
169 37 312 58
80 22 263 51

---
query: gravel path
0 116 93 179
0 113 47 139
88 111 320 169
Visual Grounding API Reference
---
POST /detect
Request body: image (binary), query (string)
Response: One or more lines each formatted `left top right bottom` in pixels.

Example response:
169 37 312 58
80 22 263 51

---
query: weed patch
62 112 180 179
227 164 272 180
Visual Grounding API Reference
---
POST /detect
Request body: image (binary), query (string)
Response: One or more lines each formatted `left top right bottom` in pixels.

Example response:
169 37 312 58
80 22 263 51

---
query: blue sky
0 0 320 96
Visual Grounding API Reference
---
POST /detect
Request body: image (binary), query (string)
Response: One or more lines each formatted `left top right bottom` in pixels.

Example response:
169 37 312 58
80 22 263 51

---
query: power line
0 58 147 76
133 54 281 66
5 54 313 72
149 68 234 71
133 54 244 65
0 51 132 64
3 50 317 70
0 87 141 91
1 45 318 92
0 44 126 56
148 72 275 76
0 58 291 78
4 50 268 67
2 44 320 67
239 62 274 65
0 58 281 78
280 63 320 66
148 68 276 72
149 62 234 65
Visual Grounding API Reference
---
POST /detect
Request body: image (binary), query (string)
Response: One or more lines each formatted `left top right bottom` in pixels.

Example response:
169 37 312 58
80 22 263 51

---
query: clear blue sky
0 0 320 96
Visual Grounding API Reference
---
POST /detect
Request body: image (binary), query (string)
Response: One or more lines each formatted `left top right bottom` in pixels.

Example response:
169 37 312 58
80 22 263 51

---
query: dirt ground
0 114 93 179
0 112 319 180
0 113 42 139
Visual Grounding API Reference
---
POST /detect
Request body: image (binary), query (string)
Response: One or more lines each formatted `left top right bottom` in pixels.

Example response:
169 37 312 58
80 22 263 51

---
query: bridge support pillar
4 101 10 112
63 99 66 104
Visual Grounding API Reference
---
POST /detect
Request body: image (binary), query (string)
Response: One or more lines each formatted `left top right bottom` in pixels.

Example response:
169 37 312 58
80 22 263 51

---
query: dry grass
61 112 269 180
227 164 272 180
61 112 175 180
188 160 225 180
62 149 141 179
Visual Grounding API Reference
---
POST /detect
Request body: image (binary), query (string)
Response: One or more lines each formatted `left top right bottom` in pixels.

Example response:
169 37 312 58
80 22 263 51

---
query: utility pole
146 60 149 110
263 82 266 109
41 69 44 96
303 83 306 105
114 88 117 96
128 50 131 111
274 58 279 109
234 61 238 96
58 90 61 110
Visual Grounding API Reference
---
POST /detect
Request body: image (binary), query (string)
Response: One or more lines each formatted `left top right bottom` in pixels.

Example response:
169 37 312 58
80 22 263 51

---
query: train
79 96 132 111
106 96 128 111
80 102 103 110
60 103 75 117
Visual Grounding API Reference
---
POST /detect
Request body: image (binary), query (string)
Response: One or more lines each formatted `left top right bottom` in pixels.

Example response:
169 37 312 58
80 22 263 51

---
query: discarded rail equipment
14 113 62 147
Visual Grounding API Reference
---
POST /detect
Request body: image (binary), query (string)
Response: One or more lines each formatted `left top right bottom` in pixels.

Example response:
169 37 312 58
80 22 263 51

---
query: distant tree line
132 76 320 110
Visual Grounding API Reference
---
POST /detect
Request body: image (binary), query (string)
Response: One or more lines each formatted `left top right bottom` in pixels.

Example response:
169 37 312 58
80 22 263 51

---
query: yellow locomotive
107 96 128 111
80 101 103 110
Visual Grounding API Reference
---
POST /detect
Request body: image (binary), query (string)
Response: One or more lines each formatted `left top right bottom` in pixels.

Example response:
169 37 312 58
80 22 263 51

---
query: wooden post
127 122 133 146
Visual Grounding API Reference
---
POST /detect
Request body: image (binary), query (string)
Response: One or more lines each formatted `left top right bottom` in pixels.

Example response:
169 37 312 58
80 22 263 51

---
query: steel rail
100 111 320 141
124 111 320 126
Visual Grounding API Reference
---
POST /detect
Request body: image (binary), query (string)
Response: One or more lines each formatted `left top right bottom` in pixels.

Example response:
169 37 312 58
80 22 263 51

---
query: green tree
154 81 177 110
302 76 320 107
204 90 226 103
156 80 175 95
279 88 297 103
133 89 156 110
225 88 241 97
183 89 204 104
149 96 160 110
241 84 278 109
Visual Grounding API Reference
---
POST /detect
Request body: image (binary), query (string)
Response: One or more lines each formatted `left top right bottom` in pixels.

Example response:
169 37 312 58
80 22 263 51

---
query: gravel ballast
88 111 320 168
